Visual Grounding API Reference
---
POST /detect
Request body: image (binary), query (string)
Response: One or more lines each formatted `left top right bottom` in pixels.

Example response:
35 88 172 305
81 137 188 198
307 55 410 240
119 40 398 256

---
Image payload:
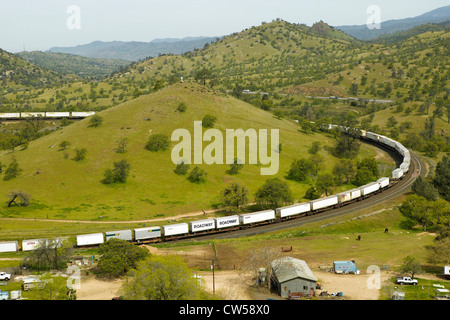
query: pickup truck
396 276 418 285
0 272 11 281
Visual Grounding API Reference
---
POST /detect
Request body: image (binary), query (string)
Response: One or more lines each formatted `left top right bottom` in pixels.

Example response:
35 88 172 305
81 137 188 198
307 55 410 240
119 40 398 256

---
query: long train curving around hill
0 125 412 253
0 112 96 120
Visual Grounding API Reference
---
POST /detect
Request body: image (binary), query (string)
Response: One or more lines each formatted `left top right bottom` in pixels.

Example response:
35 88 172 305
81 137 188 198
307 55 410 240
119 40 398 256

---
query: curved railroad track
187 143 425 242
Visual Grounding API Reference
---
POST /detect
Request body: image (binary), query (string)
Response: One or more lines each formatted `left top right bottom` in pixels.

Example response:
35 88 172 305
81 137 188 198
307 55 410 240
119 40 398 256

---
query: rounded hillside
0 83 341 221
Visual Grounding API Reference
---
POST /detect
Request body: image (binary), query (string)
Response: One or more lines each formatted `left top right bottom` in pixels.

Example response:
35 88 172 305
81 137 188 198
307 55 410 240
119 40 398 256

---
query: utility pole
211 258 215 295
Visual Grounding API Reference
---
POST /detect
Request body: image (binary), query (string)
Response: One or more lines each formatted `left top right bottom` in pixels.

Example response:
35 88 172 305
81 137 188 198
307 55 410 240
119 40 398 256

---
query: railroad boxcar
76 233 104 247
189 219 216 233
162 223 189 237
239 210 276 225
400 162 410 173
276 202 311 219
214 215 240 229
134 227 161 242
0 241 18 253
105 229 133 242
310 195 339 212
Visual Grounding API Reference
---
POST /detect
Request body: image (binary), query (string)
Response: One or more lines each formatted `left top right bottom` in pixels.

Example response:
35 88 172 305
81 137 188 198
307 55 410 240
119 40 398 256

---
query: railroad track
186 146 425 242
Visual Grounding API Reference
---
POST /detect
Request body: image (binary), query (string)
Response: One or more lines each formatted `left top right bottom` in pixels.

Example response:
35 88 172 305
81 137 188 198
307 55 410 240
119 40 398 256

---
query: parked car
0 272 11 281
396 276 418 285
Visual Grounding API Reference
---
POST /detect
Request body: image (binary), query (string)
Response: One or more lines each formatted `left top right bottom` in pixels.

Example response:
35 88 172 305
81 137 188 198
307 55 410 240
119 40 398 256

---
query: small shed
270 257 318 299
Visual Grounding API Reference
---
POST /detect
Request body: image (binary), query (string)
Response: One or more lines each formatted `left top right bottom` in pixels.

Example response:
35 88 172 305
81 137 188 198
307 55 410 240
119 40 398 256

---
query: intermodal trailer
392 168 403 180
76 233 104 247
71 112 95 118
45 112 70 118
189 219 215 233
134 227 161 242
239 210 275 225
359 182 380 197
0 241 18 253
22 239 45 251
162 223 189 237
310 195 338 211
105 229 133 241
0 113 20 119
276 202 311 219
21 112 45 118
337 189 361 205
378 177 390 189
214 215 240 229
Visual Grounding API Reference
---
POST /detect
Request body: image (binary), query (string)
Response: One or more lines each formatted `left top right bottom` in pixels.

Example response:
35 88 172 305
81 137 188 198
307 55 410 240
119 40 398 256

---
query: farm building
270 257 318 299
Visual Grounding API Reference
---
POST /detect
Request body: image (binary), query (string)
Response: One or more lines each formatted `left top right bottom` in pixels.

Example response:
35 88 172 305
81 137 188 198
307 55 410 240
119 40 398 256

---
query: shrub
145 134 170 152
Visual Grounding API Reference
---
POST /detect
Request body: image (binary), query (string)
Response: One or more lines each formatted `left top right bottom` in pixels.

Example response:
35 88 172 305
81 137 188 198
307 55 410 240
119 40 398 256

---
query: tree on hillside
195 68 213 86
333 130 361 159
145 134 170 152
102 159 131 184
221 182 249 212
412 176 439 201
254 178 293 209
187 166 207 183
7 190 31 207
433 154 450 201
3 158 22 181
315 173 335 196
88 114 103 128
119 255 203 300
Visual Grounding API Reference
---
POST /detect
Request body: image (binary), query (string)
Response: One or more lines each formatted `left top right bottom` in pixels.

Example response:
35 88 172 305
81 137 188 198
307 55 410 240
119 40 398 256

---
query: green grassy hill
1 82 388 222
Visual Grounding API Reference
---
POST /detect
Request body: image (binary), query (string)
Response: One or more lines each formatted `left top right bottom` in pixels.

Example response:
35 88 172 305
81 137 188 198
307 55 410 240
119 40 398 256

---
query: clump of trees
102 159 131 184
145 134 170 152
96 238 149 278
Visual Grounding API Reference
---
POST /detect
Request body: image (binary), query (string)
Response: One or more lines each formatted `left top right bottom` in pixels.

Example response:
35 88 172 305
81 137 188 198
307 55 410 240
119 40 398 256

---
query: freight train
0 126 412 253
0 112 96 120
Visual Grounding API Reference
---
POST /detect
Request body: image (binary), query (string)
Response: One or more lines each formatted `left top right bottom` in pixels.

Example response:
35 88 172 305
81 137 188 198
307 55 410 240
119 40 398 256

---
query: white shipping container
134 227 161 240
189 219 215 233
365 132 381 142
276 202 311 218
310 195 339 211
215 215 240 229
0 241 18 253
239 210 275 225
76 233 104 246
360 182 380 196
0 113 20 118
105 229 132 241
378 177 390 188
392 168 404 180
337 189 361 204
21 112 45 118
22 239 45 251
71 112 95 118
45 112 70 118
162 223 189 237
400 162 410 173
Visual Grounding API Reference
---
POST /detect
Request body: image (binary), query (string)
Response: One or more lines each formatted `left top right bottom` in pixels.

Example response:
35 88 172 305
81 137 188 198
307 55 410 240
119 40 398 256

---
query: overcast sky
0 0 448 53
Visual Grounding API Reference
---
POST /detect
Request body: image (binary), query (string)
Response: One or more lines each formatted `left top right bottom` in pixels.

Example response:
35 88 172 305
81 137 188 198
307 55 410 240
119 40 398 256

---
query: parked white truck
396 276 418 285
0 272 11 281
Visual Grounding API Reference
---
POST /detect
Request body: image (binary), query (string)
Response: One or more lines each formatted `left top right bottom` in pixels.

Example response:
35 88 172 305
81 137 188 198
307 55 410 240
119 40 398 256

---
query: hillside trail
0 208 219 224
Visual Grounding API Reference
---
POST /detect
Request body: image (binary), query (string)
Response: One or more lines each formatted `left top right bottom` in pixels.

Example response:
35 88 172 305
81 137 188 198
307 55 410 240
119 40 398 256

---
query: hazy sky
0 0 448 53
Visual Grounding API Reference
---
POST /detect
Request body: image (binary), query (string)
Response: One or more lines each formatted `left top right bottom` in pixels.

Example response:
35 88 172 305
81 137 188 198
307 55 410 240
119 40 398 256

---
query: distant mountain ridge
335 5 450 40
49 36 220 62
